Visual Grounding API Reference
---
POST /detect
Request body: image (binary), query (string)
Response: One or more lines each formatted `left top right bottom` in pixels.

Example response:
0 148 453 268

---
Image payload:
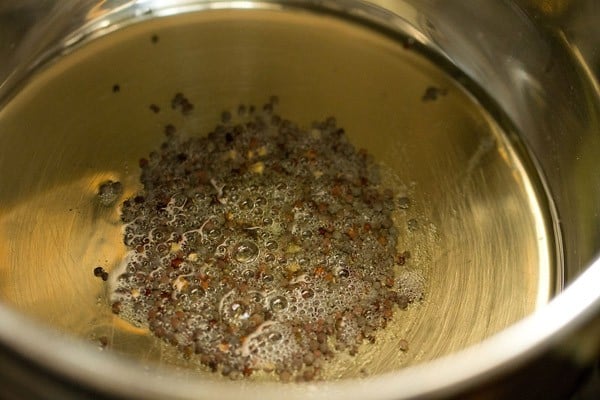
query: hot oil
0 7 557 380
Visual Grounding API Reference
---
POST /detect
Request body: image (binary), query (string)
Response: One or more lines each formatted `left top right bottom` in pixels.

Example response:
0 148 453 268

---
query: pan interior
0 7 557 380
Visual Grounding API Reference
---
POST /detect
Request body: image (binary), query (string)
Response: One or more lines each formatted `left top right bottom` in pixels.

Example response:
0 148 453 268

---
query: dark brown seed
149 104 160 113
303 368 315 381
177 153 188 162
98 336 109 348
279 370 292 382
93 266 105 277
181 102 194 115
422 86 448 102
161 125 175 137
397 295 409 309
403 37 415 49
112 84 120 93
171 92 184 108
398 339 409 352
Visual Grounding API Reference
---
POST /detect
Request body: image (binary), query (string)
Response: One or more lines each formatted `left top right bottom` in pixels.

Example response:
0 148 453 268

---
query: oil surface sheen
0 8 556 380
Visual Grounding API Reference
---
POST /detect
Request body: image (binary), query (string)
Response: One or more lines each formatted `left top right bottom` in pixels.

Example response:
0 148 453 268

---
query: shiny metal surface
0 0 598 399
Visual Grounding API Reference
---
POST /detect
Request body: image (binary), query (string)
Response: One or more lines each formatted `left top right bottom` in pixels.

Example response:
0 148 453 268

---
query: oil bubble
270 296 288 312
234 240 259 263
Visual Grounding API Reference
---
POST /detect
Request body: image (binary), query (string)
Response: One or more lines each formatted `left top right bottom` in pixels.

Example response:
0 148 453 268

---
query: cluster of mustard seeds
109 98 421 380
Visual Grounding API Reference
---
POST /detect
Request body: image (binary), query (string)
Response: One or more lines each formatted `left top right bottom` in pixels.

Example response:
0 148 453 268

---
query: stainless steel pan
0 1 598 399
